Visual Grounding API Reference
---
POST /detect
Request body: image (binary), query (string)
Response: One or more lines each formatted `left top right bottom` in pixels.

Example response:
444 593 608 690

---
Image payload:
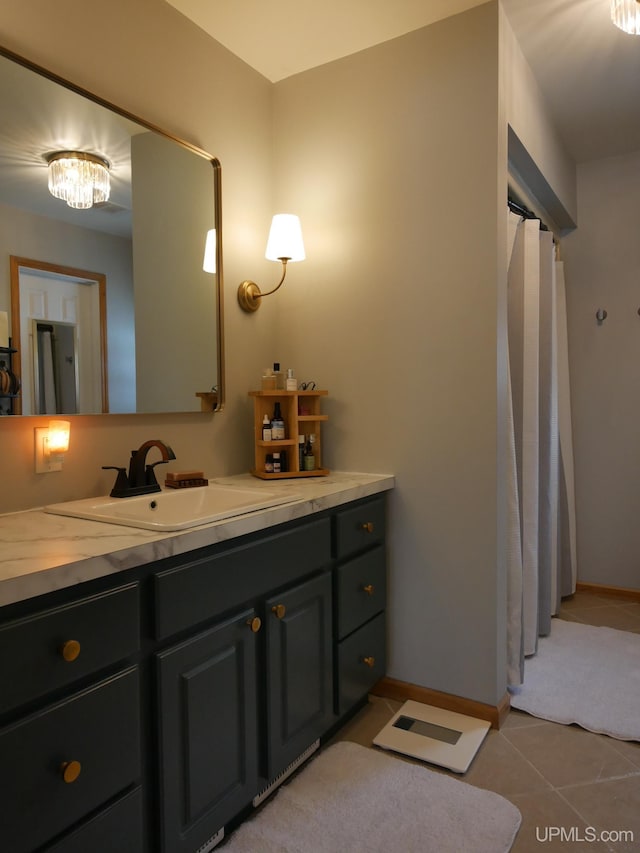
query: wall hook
596 309 607 325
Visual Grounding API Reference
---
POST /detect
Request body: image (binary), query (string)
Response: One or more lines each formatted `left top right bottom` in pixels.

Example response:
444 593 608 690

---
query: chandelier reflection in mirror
611 0 640 34
46 150 111 209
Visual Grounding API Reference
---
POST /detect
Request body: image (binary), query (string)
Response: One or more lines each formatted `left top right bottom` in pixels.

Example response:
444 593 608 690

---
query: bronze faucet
103 439 176 497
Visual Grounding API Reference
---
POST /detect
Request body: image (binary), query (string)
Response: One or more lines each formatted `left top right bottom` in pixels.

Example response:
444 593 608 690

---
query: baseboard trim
370 677 510 730
575 581 640 603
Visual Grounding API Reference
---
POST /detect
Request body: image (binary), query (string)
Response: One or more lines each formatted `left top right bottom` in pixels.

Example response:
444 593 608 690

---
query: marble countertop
0 472 394 608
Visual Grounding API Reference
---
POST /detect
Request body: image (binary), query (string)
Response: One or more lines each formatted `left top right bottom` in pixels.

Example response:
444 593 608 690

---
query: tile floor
329 590 640 852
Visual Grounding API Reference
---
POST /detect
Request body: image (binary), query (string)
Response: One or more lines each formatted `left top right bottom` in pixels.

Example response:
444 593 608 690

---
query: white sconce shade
203 229 217 273
35 419 71 473
238 214 306 312
265 214 305 262
611 0 640 34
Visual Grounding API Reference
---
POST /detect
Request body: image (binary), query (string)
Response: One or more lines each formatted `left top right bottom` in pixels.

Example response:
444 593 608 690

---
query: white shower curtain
506 210 577 688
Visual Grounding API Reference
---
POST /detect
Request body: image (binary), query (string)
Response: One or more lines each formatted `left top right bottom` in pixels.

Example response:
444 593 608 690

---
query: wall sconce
203 229 217 274
35 419 71 473
237 214 305 312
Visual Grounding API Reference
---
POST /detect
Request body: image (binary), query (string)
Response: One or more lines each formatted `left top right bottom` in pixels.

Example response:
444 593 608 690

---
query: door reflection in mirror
32 320 78 414
11 257 108 415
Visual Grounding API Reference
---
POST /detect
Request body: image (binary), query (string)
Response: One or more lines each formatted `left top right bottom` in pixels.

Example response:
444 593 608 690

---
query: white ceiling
166 0 640 164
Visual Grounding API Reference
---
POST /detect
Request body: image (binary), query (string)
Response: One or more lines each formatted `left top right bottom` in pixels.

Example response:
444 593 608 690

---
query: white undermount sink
44 483 301 531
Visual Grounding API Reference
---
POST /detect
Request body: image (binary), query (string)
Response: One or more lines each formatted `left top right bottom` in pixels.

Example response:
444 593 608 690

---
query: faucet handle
145 460 170 488
102 466 130 498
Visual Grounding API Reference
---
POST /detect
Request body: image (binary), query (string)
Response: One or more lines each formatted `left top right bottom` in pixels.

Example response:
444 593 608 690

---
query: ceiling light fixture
46 151 111 209
611 0 640 34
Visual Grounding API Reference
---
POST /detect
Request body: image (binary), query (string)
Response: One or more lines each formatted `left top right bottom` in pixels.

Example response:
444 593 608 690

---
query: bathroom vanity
0 472 393 853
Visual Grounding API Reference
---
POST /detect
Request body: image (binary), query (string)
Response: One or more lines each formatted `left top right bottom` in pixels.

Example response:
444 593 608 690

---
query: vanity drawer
336 545 386 640
0 583 140 714
0 666 141 853
44 787 143 853
334 496 385 560
337 613 386 715
154 517 331 639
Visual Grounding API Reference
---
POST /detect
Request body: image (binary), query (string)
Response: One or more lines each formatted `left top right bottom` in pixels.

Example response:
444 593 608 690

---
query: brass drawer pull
362 656 376 668
271 604 286 620
361 522 374 533
60 640 81 662
362 584 375 596
247 616 262 633
60 760 82 784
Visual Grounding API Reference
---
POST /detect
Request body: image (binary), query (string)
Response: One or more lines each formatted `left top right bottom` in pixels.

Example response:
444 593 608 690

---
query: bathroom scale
372 700 490 774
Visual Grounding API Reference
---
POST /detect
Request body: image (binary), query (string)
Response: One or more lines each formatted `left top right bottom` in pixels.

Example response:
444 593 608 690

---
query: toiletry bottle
298 434 305 471
262 414 272 441
286 368 297 391
265 453 274 473
273 362 285 390
262 367 276 391
303 437 315 471
271 402 285 440
273 452 281 473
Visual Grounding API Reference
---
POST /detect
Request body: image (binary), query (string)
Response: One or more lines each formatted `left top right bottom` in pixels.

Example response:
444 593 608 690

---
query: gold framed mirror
0 44 224 416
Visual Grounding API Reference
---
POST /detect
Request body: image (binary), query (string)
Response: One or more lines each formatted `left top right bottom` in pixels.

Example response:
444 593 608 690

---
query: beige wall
271 3 508 705
562 150 640 591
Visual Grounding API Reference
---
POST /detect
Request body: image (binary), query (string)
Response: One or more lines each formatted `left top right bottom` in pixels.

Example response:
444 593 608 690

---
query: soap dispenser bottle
286 368 297 391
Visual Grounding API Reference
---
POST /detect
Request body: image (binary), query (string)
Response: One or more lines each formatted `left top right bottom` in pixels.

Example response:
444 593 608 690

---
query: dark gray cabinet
0 492 387 853
265 571 333 779
333 498 388 715
0 583 142 853
0 667 141 853
156 609 259 853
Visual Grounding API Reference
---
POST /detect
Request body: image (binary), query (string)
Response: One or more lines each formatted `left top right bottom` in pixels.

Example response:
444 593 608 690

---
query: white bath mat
222 741 520 852
510 618 640 740
372 700 491 773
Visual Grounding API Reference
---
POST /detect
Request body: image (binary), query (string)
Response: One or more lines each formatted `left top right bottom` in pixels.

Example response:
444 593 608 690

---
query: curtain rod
507 197 550 232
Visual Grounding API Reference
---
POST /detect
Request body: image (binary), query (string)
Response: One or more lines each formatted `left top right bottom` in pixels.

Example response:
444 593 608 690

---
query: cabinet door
156 609 259 853
0 667 140 853
265 572 333 779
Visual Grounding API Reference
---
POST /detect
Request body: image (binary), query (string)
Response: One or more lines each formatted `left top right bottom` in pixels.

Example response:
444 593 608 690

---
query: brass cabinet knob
247 616 262 633
362 584 375 596
61 760 82 783
60 640 81 662
271 604 286 620
362 656 376 668
361 522 374 533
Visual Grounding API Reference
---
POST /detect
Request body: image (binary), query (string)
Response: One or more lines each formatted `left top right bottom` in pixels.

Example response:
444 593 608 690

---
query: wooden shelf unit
249 389 329 479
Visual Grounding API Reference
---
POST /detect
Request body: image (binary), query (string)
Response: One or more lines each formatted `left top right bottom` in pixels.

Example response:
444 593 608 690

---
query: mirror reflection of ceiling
0 53 140 238
167 0 640 163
